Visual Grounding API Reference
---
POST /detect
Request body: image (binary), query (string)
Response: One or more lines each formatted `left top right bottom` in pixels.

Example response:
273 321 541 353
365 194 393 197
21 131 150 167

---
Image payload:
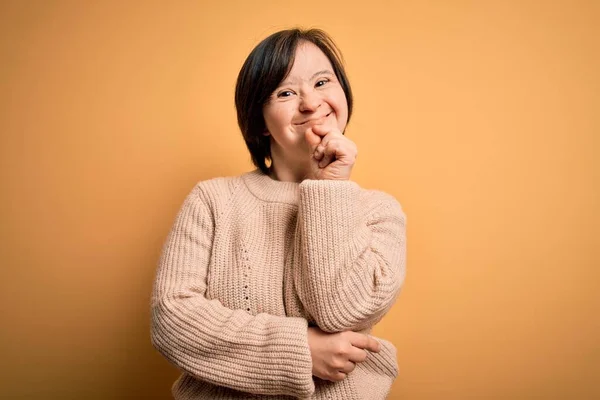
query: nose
299 90 322 113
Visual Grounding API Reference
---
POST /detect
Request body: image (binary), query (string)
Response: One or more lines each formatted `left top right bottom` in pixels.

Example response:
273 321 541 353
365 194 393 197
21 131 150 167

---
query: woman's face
262 41 348 167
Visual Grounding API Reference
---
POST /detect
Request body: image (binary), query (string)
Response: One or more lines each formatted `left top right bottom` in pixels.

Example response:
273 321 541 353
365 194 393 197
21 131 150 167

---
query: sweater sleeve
151 184 315 399
293 179 406 333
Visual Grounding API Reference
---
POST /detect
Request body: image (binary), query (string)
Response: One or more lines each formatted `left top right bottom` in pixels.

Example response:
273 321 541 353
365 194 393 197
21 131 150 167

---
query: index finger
304 127 322 152
348 333 381 353
311 124 337 137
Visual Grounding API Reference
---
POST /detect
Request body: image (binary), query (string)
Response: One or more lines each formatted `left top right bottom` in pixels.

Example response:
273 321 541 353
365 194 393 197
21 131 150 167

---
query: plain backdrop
1 0 598 399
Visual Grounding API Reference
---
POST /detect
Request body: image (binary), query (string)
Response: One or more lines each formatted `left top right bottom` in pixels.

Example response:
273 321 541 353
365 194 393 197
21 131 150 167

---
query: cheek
332 90 349 125
331 89 348 112
265 106 293 130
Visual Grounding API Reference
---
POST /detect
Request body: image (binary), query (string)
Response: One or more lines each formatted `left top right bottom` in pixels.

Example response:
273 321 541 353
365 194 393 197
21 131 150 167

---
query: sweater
151 168 407 400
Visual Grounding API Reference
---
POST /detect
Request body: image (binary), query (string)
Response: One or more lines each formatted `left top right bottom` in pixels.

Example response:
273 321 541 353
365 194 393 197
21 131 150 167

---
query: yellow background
1 1 598 399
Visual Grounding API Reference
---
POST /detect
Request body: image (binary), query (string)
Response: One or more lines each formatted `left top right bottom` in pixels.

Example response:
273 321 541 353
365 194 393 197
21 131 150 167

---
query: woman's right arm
151 184 315 399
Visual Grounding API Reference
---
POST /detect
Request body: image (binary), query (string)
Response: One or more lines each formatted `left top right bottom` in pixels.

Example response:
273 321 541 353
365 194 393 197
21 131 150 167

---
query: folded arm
151 185 315 398
293 179 406 333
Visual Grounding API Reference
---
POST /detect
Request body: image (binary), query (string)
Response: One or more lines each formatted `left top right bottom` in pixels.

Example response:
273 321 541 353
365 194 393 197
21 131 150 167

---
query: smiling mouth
295 111 332 126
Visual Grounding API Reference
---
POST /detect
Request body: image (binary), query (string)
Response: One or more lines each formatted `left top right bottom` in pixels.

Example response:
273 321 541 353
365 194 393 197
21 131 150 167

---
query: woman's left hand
305 124 358 181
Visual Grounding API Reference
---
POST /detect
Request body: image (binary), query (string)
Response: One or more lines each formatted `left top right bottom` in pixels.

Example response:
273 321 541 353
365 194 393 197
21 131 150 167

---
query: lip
294 111 332 126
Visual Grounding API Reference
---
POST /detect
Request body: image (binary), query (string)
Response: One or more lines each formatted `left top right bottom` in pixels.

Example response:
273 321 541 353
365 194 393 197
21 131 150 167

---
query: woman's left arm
293 179 406 333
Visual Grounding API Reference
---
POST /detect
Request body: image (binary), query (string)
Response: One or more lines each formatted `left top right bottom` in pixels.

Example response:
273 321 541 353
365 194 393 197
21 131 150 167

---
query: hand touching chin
304 123 358 181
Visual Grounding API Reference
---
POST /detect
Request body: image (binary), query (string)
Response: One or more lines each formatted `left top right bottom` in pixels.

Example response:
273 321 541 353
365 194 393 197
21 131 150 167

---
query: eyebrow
279 69 334 87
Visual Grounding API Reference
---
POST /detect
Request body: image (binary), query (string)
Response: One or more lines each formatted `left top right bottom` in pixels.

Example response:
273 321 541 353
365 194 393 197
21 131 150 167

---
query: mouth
295 111 332 126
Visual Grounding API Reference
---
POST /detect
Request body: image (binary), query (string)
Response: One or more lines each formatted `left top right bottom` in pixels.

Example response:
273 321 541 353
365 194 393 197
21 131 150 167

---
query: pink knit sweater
151 168 406 399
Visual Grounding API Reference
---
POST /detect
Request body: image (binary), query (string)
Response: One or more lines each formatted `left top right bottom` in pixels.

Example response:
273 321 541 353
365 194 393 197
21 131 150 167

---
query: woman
151 28 407 400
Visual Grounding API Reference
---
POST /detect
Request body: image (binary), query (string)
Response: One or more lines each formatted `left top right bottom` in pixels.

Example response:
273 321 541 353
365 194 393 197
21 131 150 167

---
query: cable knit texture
151 168 407 400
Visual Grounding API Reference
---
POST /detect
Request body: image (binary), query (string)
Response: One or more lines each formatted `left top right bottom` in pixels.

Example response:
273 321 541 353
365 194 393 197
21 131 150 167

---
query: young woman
151 28 407 400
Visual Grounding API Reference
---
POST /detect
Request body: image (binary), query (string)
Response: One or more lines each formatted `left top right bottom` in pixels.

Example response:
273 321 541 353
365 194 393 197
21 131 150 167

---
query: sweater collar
242 168 300 205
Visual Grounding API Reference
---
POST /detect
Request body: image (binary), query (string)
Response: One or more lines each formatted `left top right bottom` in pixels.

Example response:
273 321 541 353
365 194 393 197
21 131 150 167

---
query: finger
319 140 341 168
304 127 322 151
349 333 381 353
340 361 356 374
311 124 340 137
313 140 327 160
366 337 381 353
313 146 325 161
347 347 368 364
313 126 346 156
319 153 334 169
312 133 333 161
329 371 347 382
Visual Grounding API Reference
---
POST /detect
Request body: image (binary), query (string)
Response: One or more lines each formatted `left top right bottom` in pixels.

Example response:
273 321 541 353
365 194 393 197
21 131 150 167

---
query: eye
315 79 329 88
277 90 295 98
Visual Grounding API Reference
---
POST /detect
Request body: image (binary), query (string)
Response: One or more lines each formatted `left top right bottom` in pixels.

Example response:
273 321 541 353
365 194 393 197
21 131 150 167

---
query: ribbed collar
241 168 301 205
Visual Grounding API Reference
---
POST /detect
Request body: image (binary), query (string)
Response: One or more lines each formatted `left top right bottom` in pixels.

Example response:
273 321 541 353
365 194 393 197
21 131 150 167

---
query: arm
151 185 315 398
293 179 406 333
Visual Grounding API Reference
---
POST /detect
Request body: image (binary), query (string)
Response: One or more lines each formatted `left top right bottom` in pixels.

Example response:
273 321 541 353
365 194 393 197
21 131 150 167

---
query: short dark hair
235 28 353 175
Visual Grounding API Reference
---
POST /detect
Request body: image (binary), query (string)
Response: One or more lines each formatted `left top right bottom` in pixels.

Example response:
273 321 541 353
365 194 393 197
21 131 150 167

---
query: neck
268 163 309 183
268 147 311 182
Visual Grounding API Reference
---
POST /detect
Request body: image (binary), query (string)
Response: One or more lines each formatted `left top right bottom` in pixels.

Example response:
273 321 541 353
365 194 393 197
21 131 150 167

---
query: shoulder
195 174 243 198
188 173 246 209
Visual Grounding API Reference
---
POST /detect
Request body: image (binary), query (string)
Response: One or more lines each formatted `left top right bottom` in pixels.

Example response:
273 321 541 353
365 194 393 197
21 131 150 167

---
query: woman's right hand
307 326 381 382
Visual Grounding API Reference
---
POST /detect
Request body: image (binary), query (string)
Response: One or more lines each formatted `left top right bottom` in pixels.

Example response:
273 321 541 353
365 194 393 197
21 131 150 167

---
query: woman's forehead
282 42 334 84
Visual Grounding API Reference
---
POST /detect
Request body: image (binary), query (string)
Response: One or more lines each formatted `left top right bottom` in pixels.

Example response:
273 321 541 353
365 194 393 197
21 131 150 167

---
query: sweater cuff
262 315 315 398
298 179 371 253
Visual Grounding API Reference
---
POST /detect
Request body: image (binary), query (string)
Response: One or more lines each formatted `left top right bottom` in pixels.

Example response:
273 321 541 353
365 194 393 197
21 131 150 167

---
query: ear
263 130 270 136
